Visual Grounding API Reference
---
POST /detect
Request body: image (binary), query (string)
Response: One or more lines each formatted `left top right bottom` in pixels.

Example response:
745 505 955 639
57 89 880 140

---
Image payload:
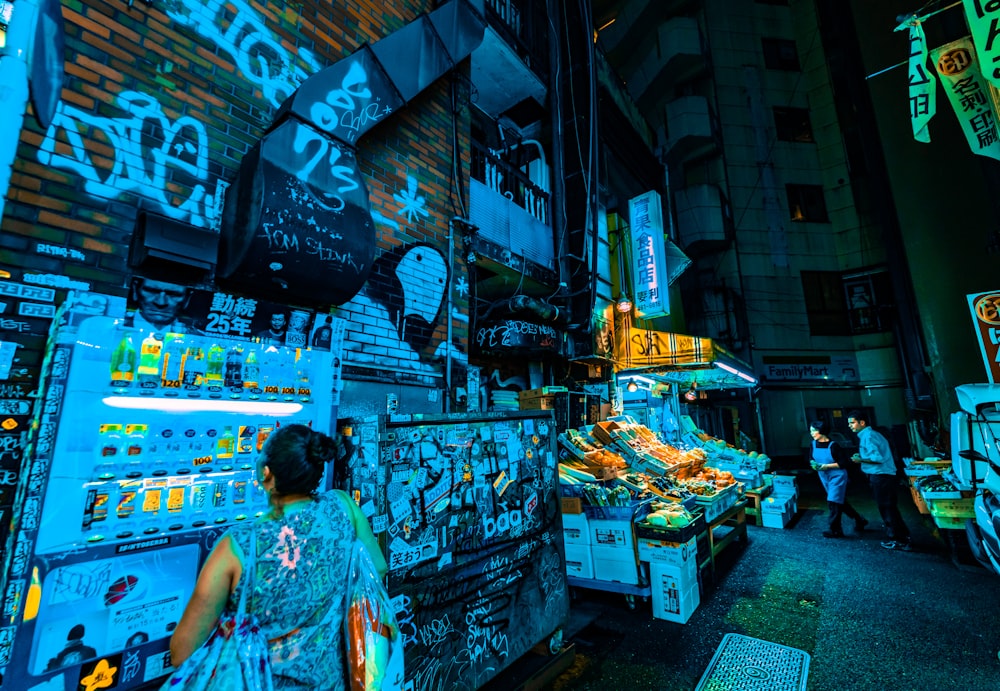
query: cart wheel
625 594 636 610
547 628 564 655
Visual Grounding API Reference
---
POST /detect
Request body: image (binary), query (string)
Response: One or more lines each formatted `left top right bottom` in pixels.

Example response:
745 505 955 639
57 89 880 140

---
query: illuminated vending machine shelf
3 302 336 690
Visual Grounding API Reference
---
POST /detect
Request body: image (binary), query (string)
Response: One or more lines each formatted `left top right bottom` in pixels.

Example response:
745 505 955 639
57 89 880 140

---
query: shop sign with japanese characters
627 191 670 319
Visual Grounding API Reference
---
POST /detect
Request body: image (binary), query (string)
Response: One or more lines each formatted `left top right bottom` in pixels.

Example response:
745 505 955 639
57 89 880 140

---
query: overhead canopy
614 326 758 390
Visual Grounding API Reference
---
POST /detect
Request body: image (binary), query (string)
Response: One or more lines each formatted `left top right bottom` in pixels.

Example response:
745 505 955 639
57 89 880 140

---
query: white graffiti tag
38 92 217 225
165 0 321 108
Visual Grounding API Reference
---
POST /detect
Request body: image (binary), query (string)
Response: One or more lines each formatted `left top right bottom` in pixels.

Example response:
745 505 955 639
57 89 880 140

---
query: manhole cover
694 633 810 691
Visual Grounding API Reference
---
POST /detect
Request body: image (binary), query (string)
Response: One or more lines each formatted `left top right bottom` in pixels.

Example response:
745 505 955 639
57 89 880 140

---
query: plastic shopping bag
344 540 404 691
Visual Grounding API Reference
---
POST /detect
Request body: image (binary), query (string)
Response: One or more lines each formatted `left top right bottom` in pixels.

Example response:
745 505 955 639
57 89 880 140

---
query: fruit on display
642 501 695 527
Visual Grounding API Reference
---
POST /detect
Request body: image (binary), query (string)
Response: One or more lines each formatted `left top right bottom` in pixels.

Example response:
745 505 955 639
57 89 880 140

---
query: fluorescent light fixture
103 397 304 415
715 361 757 385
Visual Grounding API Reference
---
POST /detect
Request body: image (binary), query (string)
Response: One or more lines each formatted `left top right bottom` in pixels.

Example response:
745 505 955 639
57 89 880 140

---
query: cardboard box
761 495 793 529
770 474 798 496
637 536 698 575
561 496 583 514
589 518 635 551
564 543 594 579
650 562 700 623
591 544 639 585
562 512 590 544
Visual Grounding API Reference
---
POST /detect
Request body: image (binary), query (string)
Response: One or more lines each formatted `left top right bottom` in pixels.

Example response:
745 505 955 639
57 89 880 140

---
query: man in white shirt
848 410 911 551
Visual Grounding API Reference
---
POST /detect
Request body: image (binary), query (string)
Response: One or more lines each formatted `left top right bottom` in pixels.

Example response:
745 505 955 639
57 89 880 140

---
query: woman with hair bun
169 423 387 688
808 420 868 538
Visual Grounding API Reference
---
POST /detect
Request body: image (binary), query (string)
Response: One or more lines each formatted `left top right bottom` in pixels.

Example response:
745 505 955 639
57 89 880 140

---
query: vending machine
0 290 338 690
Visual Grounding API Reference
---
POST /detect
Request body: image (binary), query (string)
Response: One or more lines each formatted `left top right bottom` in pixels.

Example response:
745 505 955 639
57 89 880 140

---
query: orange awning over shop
613 326 757 390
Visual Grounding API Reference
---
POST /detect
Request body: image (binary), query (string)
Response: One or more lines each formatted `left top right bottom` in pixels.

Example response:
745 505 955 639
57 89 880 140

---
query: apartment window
773 107 814 143
802 270 892 336
801 271 850 336
762 38 800 71
844 271 893 334
786 184 828 222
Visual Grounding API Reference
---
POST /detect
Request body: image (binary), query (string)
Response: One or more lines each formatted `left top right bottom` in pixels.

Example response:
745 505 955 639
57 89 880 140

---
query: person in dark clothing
848 410 911 550
809 420 869 538
45 623 97 671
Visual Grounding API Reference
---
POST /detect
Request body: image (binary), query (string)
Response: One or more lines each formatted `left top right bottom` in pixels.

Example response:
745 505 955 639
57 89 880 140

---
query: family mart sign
762 356 859 382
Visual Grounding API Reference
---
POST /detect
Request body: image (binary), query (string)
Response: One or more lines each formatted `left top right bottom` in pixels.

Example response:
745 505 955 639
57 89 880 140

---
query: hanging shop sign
627 191 670 319
474 318 561 355
967 289 1000 383
963 0 1000 88
897 16 936 143
931 36 1000 161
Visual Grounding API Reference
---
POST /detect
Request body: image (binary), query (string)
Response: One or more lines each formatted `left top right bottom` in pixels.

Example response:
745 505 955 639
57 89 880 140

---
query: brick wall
0 0 472 548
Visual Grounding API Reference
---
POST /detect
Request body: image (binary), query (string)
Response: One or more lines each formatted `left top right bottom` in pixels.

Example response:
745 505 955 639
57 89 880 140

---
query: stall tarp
614 326 757 389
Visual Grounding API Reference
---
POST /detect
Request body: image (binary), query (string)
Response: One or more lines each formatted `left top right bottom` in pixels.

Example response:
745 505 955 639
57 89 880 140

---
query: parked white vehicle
951 384 1000 574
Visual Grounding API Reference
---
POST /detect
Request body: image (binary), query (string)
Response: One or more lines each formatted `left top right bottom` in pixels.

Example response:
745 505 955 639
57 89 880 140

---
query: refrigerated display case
0 292 337 690
341 411 570 691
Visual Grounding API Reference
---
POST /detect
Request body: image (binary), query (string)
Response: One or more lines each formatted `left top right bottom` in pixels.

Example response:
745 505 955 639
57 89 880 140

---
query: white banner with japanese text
900 18 936 142
963 0 1000 88
931 36 1000 161
627 191 670 319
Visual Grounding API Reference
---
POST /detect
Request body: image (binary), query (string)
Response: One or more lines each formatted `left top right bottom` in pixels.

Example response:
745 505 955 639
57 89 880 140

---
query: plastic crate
927 497 975 518
931 514 968 530
635 510 707 543
583 503 650 521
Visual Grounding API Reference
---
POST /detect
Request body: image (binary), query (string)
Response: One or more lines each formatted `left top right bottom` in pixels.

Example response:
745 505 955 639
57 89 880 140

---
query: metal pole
0 0 41 223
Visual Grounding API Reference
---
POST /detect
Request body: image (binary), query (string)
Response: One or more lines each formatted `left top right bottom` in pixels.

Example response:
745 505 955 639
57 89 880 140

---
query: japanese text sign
967 290 1000 382
627 191 670 319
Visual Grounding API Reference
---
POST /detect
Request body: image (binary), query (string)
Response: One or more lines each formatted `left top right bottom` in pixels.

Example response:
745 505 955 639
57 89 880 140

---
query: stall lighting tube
102 397 303 415
714 361 758 385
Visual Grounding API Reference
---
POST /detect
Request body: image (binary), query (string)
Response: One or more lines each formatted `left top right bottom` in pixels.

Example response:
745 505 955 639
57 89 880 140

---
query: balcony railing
483 0 549 77
471 140 550 224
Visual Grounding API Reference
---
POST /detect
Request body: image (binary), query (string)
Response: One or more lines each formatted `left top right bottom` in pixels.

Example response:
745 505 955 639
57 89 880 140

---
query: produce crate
928 497 975 518
931 514 968 530
583 502 650 521
695 484 738 522
635 510 707 543
909 485 930 515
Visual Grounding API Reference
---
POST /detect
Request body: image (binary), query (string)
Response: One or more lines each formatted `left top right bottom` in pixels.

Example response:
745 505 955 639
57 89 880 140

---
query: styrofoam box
562 512 591 545
637 535 698 575
591 544 640 585
761 496 793 529
590 518 635 551
770 474 798 495
650 562 700 623
564 543 594 579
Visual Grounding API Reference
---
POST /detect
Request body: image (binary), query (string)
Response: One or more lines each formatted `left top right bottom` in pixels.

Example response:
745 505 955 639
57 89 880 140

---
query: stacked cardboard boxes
760 474 798 529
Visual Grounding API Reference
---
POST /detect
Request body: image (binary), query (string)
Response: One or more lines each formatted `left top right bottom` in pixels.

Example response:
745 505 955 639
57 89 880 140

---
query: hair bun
305 429 337 467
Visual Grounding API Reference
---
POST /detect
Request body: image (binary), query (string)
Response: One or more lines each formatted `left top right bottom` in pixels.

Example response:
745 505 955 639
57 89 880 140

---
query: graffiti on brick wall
165 0 321 109
38 91 218 226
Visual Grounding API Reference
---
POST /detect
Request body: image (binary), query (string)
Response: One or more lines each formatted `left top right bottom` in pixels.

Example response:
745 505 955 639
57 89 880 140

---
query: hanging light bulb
626 380 638 392
684 383 698 401
616 293 633 313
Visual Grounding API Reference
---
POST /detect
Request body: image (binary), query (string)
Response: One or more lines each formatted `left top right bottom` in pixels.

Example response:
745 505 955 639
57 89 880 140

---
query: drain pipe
0 0 39 222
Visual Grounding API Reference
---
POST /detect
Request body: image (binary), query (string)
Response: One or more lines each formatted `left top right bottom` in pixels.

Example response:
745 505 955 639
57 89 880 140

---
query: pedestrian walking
847 410 911 550
808 420 868 538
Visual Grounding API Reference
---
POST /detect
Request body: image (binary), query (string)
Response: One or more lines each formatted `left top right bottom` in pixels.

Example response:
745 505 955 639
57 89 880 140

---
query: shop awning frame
613 328 758 390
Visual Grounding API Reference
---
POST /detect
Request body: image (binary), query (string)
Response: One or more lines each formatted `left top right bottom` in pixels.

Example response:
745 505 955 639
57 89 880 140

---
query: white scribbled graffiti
164 0 321 108
38 92 218 226
417 614 456 649
308 61 394 138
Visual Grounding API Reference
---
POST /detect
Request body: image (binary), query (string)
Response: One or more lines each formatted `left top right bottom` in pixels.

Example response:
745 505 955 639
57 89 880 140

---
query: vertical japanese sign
967 290 1000 382
899 17 936 142
963 0 1000 88
931 37 1000 160
627 191 670 319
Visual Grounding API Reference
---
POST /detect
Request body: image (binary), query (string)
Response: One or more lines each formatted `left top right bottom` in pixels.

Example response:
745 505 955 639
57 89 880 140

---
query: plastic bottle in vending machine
121 423 148 477
295 348 313 400
160 333 188 389
224 343 245 389
260 344 281 400
243 342 260 392
95 423 124 480
216 425 236 464
183 340 206 389
137 333 163 387
205 342 225 388
110 332 137 390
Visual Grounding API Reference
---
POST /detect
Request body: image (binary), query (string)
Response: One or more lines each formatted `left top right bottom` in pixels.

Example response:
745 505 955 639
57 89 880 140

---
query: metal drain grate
694 633 810 691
